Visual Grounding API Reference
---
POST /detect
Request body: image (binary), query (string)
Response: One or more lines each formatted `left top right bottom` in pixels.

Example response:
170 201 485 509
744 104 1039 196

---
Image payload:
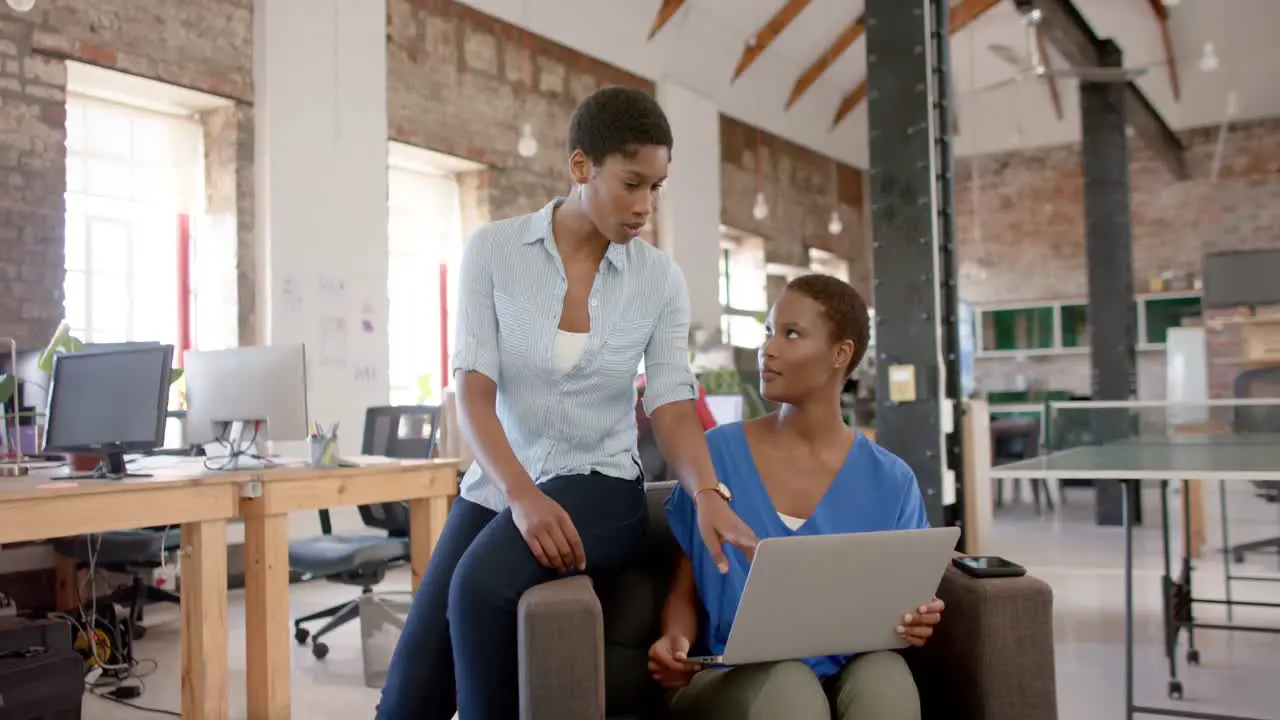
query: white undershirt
778 512 806 530
557 327 800 531
551 330 589 376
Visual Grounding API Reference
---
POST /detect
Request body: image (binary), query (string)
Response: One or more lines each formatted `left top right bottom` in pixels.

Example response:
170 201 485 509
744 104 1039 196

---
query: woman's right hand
509 486 587 572
648 633 698 689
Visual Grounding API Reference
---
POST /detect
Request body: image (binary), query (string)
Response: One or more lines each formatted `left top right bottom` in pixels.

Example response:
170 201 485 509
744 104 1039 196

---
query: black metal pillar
1082 39 1141 527
866 0 963 534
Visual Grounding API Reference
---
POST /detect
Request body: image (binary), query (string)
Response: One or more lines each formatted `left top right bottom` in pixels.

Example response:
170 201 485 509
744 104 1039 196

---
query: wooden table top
0 455 455 502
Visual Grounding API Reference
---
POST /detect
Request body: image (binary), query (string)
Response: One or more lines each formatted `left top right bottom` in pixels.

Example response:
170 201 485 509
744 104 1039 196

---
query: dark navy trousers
376 472 648 720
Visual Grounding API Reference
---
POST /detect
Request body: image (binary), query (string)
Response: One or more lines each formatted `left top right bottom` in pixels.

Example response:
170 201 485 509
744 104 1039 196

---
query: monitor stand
218 421 273 470
64 451 152 481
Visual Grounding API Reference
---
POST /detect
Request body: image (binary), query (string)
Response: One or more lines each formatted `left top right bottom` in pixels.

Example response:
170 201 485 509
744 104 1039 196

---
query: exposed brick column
0 21 67 347
199 104 256 347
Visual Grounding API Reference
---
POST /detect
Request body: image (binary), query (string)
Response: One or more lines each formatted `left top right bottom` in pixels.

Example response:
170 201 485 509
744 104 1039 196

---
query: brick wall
720 115 869 297
387 0 657 238
386 0 867 281
0 0 252 348
2 0 873 350
961 117 1280 398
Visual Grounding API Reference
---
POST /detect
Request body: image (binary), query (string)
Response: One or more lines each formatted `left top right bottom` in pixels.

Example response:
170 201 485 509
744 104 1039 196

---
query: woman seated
648 274 945 720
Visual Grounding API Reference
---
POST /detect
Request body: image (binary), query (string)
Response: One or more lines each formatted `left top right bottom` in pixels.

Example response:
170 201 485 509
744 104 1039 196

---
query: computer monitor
42 344 175 478
183 344 309 459
82 341 162 352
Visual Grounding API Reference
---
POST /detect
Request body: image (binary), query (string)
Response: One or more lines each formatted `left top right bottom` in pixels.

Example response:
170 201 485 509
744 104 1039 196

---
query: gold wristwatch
693 482 732 504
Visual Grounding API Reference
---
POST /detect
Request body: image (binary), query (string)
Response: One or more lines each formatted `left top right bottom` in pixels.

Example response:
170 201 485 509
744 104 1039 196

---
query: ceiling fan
966 7 1155 96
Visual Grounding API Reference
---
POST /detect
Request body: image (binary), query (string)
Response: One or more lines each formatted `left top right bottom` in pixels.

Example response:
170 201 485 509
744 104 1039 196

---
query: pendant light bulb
827 211 843 236
1198 42 1219 73
751 191 769 221
5 0 36 11
516 123 538 158
1162 0 1180 7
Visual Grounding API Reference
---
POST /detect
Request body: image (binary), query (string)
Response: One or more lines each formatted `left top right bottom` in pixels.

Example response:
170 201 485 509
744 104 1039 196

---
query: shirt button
590 299 599 307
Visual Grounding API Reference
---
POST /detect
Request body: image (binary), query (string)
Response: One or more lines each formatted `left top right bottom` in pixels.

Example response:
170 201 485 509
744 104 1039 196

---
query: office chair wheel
311 641 329 660
1233 551 1245 564
1186 649 1200 666
294 626 310 645
131 624 147 641
1168 680 1183 700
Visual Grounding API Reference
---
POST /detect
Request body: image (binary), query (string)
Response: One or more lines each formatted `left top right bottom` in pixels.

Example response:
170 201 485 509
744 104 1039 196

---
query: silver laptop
687 526 960 666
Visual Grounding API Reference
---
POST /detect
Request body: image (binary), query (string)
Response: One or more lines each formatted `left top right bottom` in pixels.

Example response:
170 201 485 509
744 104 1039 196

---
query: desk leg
181 519 229 720
244 513 291 719
408 496 449 592
54 555 78 612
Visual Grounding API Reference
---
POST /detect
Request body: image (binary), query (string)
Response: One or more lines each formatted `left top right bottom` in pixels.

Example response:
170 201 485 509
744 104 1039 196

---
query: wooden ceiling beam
832 0 1001 128
787 14 864 109
733 0 813 82
1144 0 1180 101
830 83 867 130
647 0 689 41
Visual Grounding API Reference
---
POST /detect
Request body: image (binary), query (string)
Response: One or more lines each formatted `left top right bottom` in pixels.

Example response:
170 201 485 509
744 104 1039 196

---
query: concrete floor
84 485 1280 719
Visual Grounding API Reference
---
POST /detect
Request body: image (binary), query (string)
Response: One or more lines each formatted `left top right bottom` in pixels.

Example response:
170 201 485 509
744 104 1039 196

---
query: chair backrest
316 405 441 538
1233 366 1280 434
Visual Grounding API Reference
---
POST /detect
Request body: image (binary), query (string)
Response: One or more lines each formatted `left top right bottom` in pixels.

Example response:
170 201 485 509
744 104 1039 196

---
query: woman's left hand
896 597 945 648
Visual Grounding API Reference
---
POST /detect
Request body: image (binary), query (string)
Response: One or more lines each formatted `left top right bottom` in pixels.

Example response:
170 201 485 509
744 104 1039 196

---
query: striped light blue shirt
452 198 698 512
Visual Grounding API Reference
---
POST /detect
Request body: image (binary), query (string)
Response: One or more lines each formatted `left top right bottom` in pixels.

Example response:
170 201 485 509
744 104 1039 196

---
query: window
718 231 767 349
808 247 850 283
386 164 465 405
64 95 204 348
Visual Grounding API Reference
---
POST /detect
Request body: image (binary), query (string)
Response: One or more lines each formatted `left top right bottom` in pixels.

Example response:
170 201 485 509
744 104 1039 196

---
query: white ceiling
458 0 1280 168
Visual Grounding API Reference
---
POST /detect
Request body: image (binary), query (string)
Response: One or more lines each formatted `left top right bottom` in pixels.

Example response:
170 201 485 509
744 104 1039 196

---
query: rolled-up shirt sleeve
642 260 698 415
450 231 501 383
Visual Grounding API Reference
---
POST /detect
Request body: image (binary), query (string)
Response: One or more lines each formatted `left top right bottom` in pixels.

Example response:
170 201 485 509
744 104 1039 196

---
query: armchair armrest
517 575 605 720
909 566 1058 720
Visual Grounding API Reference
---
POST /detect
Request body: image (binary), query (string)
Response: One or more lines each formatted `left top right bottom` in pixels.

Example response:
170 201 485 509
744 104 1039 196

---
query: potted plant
686 320 769 422
695 367 768 420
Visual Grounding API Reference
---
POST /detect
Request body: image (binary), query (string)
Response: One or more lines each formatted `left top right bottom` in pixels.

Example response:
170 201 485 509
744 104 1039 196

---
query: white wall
254 0 389 538
656 81 723 339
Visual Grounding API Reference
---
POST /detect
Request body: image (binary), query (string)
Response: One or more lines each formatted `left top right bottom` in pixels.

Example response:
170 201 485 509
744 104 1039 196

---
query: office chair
49 410 203 634
992 415 1055 515
289 404 441 660
1227 366 1280 564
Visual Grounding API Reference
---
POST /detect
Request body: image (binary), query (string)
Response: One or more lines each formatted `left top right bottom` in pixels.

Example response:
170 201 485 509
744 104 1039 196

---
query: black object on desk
952 556 1027 579
42 345 175 480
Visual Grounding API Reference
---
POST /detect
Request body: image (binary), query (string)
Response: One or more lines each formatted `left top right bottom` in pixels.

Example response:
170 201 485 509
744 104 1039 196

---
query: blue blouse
664 422 931 679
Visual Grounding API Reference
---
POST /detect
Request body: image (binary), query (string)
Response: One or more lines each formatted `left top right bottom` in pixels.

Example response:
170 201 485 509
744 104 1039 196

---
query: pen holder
308 434 340 469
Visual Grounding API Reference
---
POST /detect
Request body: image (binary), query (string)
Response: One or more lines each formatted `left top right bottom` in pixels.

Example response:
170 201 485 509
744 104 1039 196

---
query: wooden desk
0 460 245 719
0 456 457 720
236 457 457 719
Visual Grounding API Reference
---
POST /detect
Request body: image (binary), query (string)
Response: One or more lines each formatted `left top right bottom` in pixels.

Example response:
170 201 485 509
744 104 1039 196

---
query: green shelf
981 307 1054 352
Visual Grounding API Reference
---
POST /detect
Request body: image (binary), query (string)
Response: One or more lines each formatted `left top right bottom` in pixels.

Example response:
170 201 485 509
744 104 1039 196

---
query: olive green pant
667 651 920 720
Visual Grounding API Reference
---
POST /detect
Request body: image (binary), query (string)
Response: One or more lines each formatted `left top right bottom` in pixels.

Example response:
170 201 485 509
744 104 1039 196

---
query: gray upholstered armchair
516 482 1058 720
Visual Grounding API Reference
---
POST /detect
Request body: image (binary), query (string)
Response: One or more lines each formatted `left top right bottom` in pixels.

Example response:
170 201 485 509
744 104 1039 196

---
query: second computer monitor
183 344 309 446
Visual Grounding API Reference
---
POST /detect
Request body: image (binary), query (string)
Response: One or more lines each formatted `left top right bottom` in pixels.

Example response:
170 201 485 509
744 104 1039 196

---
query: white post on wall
254 0 390 445
655 81 723 337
